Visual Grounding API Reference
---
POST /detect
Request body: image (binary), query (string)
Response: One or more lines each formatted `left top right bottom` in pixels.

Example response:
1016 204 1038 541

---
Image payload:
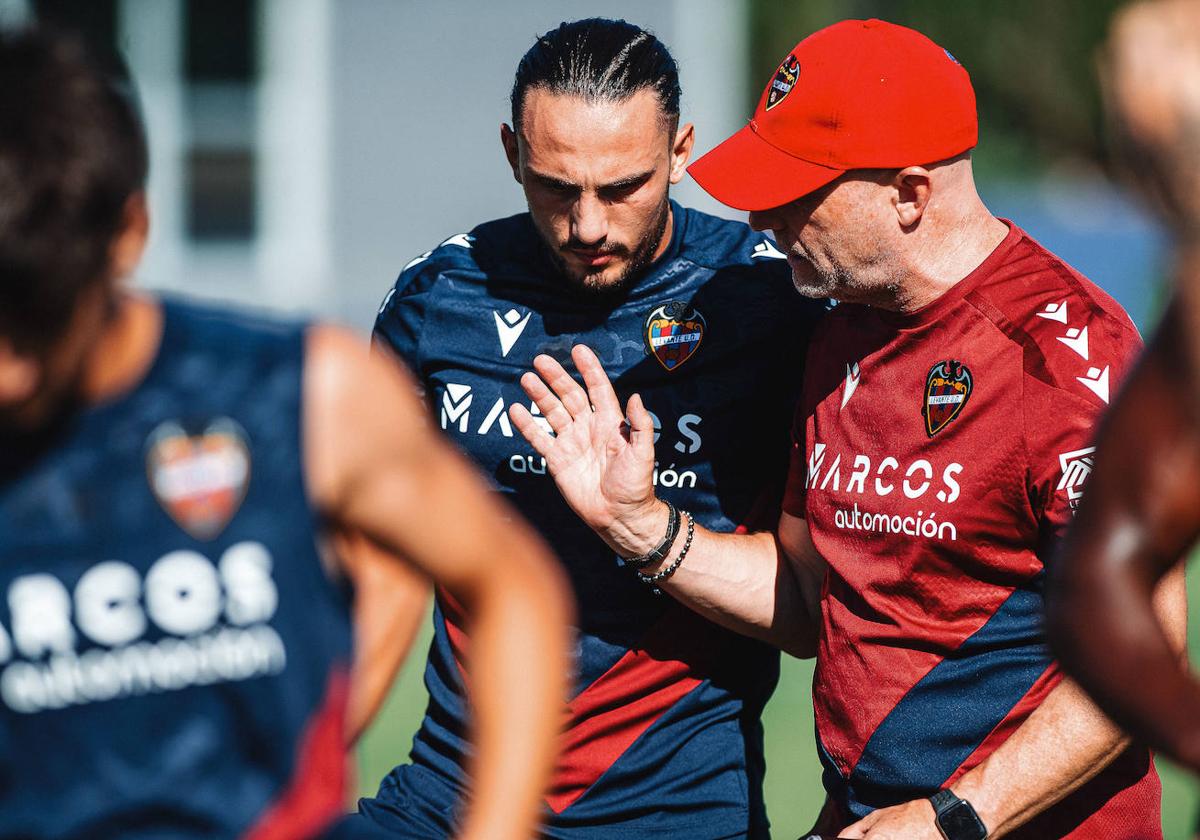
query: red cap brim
687 123 845 212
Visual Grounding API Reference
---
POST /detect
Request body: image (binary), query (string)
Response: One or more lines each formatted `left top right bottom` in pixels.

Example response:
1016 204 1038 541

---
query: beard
786 237 903 305
543 198 671 300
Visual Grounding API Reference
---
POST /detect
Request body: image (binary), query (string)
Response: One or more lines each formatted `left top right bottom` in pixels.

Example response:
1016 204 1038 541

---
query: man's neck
80 291 163 406
650 201 676 263
887 211 1010 314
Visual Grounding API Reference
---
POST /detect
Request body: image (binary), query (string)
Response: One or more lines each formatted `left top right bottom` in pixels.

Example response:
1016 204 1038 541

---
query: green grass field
357 568 1200 838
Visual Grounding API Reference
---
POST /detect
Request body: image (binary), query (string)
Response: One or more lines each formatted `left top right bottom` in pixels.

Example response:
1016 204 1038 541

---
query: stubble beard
787 237 902 305
547 198 671 300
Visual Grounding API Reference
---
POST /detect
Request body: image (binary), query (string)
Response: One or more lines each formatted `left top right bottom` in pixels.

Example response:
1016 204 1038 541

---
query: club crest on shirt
923 360 973 436
146 418 251 540
765 54 800 111
644 301 706 372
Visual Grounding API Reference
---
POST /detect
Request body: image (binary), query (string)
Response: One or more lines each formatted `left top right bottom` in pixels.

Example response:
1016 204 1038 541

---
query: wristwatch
929 788 988 840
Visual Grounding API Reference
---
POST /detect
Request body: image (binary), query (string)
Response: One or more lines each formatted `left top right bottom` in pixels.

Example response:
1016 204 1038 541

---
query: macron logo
752 240 786 260
440 233 474 250
1057 325 1090 360
806 443 827 488
841 361 860 409
1077 366 1110 404
1036 301 1068 324
494 308 532 357
441 383 473 432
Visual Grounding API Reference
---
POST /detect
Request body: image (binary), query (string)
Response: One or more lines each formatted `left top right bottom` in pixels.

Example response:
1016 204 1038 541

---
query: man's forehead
517 88 670 184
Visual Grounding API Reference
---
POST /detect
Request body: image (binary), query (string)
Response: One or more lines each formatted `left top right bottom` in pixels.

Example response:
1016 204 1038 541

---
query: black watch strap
929 788 988 840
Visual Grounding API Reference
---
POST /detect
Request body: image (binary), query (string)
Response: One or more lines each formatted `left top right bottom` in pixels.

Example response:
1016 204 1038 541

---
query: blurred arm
1101 0 1200 386
305 325 574 840
334 528 432 745
1047 305 1200 769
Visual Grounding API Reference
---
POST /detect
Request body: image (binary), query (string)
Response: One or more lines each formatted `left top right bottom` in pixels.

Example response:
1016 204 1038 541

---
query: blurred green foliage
747 0 1126 180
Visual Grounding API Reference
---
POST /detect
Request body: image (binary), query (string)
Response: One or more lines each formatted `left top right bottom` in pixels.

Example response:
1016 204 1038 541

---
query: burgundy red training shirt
783 221 1160 838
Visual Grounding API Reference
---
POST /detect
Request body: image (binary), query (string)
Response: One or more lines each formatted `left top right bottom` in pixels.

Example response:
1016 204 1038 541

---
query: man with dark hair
357 17 824 840
512 18 1187 840
1047 0 1200 778
0 28 573 840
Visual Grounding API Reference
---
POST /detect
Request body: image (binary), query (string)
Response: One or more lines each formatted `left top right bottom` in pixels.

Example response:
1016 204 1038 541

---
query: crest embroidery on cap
922 360 972 436
766 54 800 111
146 418 251 540
644 301 706 372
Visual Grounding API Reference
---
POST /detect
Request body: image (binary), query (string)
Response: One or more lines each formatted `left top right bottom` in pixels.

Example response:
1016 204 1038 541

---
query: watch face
939 800 987 840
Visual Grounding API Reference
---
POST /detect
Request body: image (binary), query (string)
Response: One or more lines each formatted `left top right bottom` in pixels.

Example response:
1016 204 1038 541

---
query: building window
183 0 257 241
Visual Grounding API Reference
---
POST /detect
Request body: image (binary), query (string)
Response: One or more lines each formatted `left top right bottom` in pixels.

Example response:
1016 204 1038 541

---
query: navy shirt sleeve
743 254 827 528
373 253 439 371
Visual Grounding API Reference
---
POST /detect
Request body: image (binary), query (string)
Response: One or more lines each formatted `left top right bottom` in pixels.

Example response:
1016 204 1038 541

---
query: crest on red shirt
146 418 251 540
765 54 800 111
923 360 973 437
644 301 706 372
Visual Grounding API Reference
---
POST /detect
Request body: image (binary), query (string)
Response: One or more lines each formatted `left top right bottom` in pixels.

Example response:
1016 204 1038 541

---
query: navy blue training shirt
0 299 353 839
365 201 825 839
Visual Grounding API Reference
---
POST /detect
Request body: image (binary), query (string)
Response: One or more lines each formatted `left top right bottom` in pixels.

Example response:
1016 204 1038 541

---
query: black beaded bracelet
637 510 694 594
623 500 680 569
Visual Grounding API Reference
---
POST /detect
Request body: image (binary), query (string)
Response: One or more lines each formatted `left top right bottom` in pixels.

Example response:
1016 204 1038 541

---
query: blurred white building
3 0 1165 330
5 0 751 330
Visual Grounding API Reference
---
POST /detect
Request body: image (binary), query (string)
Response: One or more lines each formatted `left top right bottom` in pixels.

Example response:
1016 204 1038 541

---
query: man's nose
747 209 773 232
570 193 608 246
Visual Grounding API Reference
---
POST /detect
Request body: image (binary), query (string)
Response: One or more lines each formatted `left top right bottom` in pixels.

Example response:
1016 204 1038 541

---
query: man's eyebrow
600 170 656 191
524 167 656 192
525 169 578 191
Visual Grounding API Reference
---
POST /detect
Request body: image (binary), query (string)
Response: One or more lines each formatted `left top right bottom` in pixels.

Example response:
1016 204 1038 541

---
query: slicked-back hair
511 18 681 131
0 28 147 351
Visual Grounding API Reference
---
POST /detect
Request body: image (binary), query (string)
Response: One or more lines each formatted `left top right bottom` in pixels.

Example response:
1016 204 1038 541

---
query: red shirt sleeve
1023 319 1142 548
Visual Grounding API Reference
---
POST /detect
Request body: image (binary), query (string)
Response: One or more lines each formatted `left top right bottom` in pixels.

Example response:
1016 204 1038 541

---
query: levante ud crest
766 54 800 111
923 360 972 436
146 418 251 540
644 301 706 372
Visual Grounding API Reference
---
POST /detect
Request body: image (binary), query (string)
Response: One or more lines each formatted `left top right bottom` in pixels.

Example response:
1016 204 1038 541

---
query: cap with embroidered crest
688 18 977 211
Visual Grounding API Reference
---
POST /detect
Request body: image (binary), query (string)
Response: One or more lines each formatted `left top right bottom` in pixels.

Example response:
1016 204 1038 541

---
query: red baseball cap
688 19 977 211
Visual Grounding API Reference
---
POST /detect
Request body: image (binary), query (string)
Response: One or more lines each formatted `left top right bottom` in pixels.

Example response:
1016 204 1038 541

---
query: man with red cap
509 17 1186 840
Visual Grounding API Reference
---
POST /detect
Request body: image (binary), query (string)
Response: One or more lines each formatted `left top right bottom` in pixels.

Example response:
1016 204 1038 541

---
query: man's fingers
509 403 556 457
572 344 621 416
838 814 870 839
533 353 592 419
626 393 656 459
519 370 573 435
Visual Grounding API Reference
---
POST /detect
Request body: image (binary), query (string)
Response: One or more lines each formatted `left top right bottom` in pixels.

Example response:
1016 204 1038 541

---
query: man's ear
500 123 522 184
0 339 39 404
892 166 932 228
668 122 695 184
109 191 149 282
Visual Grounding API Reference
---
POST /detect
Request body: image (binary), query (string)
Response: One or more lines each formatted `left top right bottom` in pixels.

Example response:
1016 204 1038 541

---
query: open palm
508 345 657 547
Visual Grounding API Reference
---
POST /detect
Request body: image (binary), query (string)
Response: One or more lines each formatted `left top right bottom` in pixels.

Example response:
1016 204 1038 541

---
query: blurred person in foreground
511 18 1187 840
357 17 825 839
0 27 572 840
1047 0 1200 779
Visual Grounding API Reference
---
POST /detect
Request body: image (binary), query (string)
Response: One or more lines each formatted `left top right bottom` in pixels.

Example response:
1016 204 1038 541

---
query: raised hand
508 344 664 556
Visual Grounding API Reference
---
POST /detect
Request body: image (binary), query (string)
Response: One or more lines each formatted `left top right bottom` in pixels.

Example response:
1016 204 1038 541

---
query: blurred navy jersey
368 202 824 839
0 300 353 840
